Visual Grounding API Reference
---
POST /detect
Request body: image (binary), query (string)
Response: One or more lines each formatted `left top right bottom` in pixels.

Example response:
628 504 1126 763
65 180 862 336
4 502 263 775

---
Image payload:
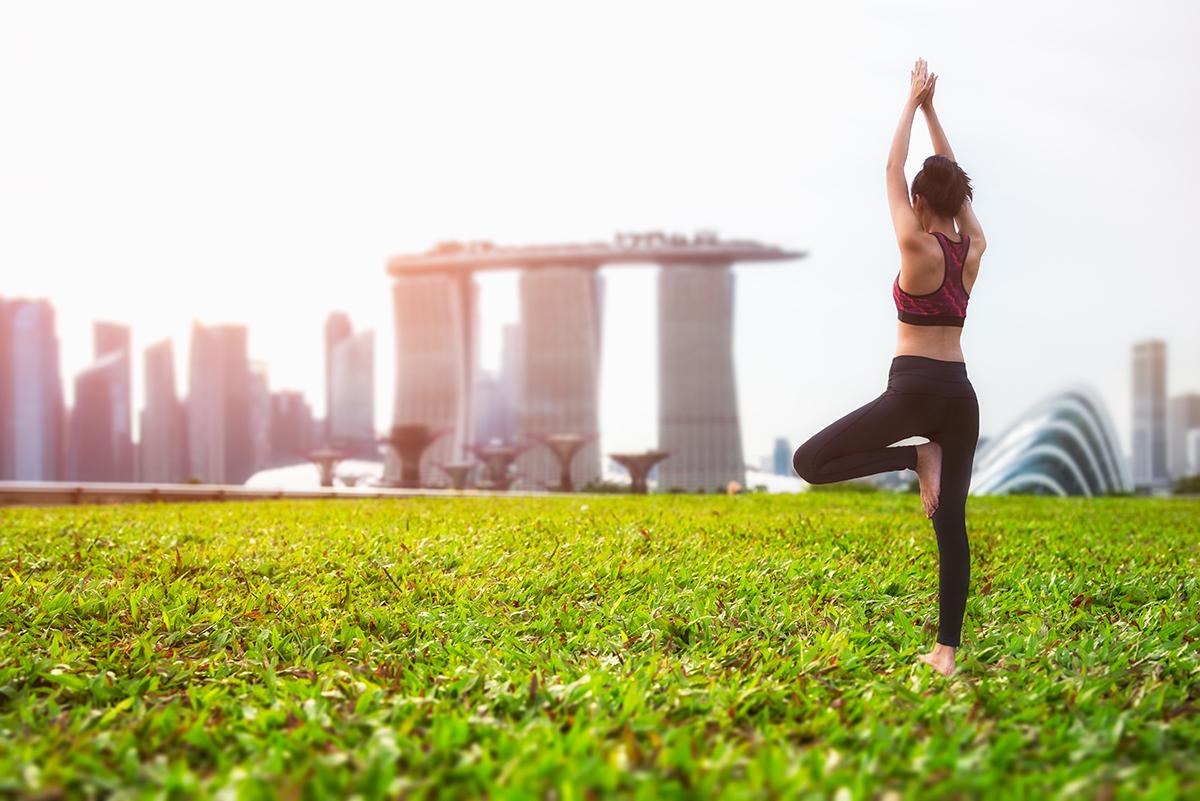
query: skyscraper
329 329 375 457
514 266 604 490
187 321 253 484
248 361 271 474
391 274 473 485
472 368 510 447
1131 340 1169 491
68 322 133 481
0 299 11 479
324 312 353 443
269 390 313 466
657 264 745 492
3 299 65 481
68 352 126 481
1167 393 1200 481
139 339 189 483
772 437 791 476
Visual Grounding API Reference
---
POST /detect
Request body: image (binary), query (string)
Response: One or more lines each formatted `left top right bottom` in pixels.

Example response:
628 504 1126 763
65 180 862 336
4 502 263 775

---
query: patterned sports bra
892 231 970 327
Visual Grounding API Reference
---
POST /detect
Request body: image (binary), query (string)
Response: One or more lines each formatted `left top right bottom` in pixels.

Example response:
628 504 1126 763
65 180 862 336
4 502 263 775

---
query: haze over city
2 0 1197 465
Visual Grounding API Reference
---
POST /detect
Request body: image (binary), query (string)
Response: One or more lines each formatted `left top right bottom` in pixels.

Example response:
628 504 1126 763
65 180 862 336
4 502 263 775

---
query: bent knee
792 444 824 483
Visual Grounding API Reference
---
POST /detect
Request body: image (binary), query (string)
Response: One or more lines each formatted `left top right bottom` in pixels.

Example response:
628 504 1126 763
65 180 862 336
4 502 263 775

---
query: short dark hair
911 155 973 217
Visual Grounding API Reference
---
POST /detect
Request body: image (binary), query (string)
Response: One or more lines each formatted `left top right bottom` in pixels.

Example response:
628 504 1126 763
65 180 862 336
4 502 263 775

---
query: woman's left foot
917 644 956 676
914 441 942 518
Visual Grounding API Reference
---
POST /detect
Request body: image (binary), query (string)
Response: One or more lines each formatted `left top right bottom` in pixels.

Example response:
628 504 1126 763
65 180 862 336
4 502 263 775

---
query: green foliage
0 493 1197 799
807 480 880 493
1173 474 1200 495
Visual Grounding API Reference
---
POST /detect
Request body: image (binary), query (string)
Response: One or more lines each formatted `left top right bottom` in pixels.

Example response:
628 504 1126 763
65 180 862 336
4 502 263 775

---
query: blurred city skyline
2 1 1197 465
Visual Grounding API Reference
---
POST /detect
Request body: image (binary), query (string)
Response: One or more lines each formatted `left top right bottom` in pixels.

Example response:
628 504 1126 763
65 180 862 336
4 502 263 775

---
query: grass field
1 493 1197 799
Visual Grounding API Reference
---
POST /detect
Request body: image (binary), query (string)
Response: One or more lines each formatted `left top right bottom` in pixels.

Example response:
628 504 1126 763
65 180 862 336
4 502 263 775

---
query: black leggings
792 355 980 647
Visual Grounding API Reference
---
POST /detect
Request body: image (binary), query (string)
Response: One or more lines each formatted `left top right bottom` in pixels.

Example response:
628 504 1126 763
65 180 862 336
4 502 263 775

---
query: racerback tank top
892 231 970 327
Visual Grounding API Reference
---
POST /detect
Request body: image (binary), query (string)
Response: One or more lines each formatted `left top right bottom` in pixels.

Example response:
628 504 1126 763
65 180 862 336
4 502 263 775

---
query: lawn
1 493 1197 799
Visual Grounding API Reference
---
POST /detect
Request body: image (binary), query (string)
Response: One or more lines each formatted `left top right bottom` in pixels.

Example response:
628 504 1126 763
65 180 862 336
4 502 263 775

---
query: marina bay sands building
386 232 805 491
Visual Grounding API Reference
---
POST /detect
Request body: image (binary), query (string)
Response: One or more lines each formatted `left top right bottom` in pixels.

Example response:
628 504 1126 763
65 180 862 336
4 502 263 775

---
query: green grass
0 493 1197 800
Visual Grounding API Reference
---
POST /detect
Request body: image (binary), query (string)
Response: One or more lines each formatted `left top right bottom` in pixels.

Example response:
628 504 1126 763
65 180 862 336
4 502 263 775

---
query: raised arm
886 59 934 253
920 80 986 247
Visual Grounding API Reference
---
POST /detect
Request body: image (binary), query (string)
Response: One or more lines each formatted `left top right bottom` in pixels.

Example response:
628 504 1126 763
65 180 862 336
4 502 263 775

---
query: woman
791 58 984 677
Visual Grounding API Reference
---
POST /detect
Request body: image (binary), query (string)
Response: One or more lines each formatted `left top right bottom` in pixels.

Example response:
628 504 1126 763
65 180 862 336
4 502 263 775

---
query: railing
0 481 559 508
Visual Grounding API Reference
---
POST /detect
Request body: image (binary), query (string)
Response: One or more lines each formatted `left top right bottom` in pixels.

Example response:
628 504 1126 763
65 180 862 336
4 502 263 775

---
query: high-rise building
391 274 475 485
187 321 253 484
68 352 126 481
269 390 313 466
324 312 353 443
1167 393 1200 480
0 299 11 479
1131 340 1169 491
68 322 133 481
1187 430 1200 478
248 361 271 474
473 368 512 446
657 264 744 492
772 437 791 476
329 329 375 456
2 299 65 481
139 339 189 482
498 322 523 443
514 266 604 490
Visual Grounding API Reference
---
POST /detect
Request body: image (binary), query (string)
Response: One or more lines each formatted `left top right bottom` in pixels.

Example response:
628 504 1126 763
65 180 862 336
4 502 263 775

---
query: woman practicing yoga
792 58 985 677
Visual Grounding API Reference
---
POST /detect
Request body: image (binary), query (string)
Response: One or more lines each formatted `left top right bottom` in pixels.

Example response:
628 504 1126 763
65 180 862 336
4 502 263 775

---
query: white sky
2 1 1197 464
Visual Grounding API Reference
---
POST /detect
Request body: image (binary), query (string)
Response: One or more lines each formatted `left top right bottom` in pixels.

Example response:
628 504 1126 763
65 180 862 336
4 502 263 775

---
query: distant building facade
1167 393 1200 480
390 274 474 486
772 437 791 476
187 321 254 484
514 266 603 490
0 299 11 479
324 312 353 443
1131 340 1169 491
249 361 271 473
269 390 314 466
329 329 375 456
2 299 65 481
385 234 804 491
139 339 189 482
657 264 744 492
68 322 133 481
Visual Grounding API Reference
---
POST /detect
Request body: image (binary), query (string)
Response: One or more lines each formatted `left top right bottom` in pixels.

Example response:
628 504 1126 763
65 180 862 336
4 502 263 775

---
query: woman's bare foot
917 643 956 676
915 440 942 518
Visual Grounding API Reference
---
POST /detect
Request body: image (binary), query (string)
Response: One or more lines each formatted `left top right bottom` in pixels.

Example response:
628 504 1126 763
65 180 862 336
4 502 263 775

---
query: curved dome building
970 385 1132 496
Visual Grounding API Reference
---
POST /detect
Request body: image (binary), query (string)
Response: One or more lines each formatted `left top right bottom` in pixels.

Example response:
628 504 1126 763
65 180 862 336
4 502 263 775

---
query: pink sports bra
892 231 970 327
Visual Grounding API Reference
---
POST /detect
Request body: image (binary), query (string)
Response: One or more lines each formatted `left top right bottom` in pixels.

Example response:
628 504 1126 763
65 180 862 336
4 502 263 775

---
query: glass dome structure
970 384 1131 496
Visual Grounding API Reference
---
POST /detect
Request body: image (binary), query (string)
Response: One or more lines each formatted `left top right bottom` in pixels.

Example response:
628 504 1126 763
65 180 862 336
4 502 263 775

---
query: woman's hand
908 58 935 109
920 71 937 111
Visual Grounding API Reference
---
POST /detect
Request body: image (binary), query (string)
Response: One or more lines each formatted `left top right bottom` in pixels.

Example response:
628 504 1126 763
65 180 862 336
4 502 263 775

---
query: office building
772 437 791 476
1167 393 1200 480
2 299 65 481
139 339 189 482
329 329 375 456
324 312 353 443
187 321 253 484
249 361 271 473
68 322 133 481
1131 340 1169 491
269 390 314 466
